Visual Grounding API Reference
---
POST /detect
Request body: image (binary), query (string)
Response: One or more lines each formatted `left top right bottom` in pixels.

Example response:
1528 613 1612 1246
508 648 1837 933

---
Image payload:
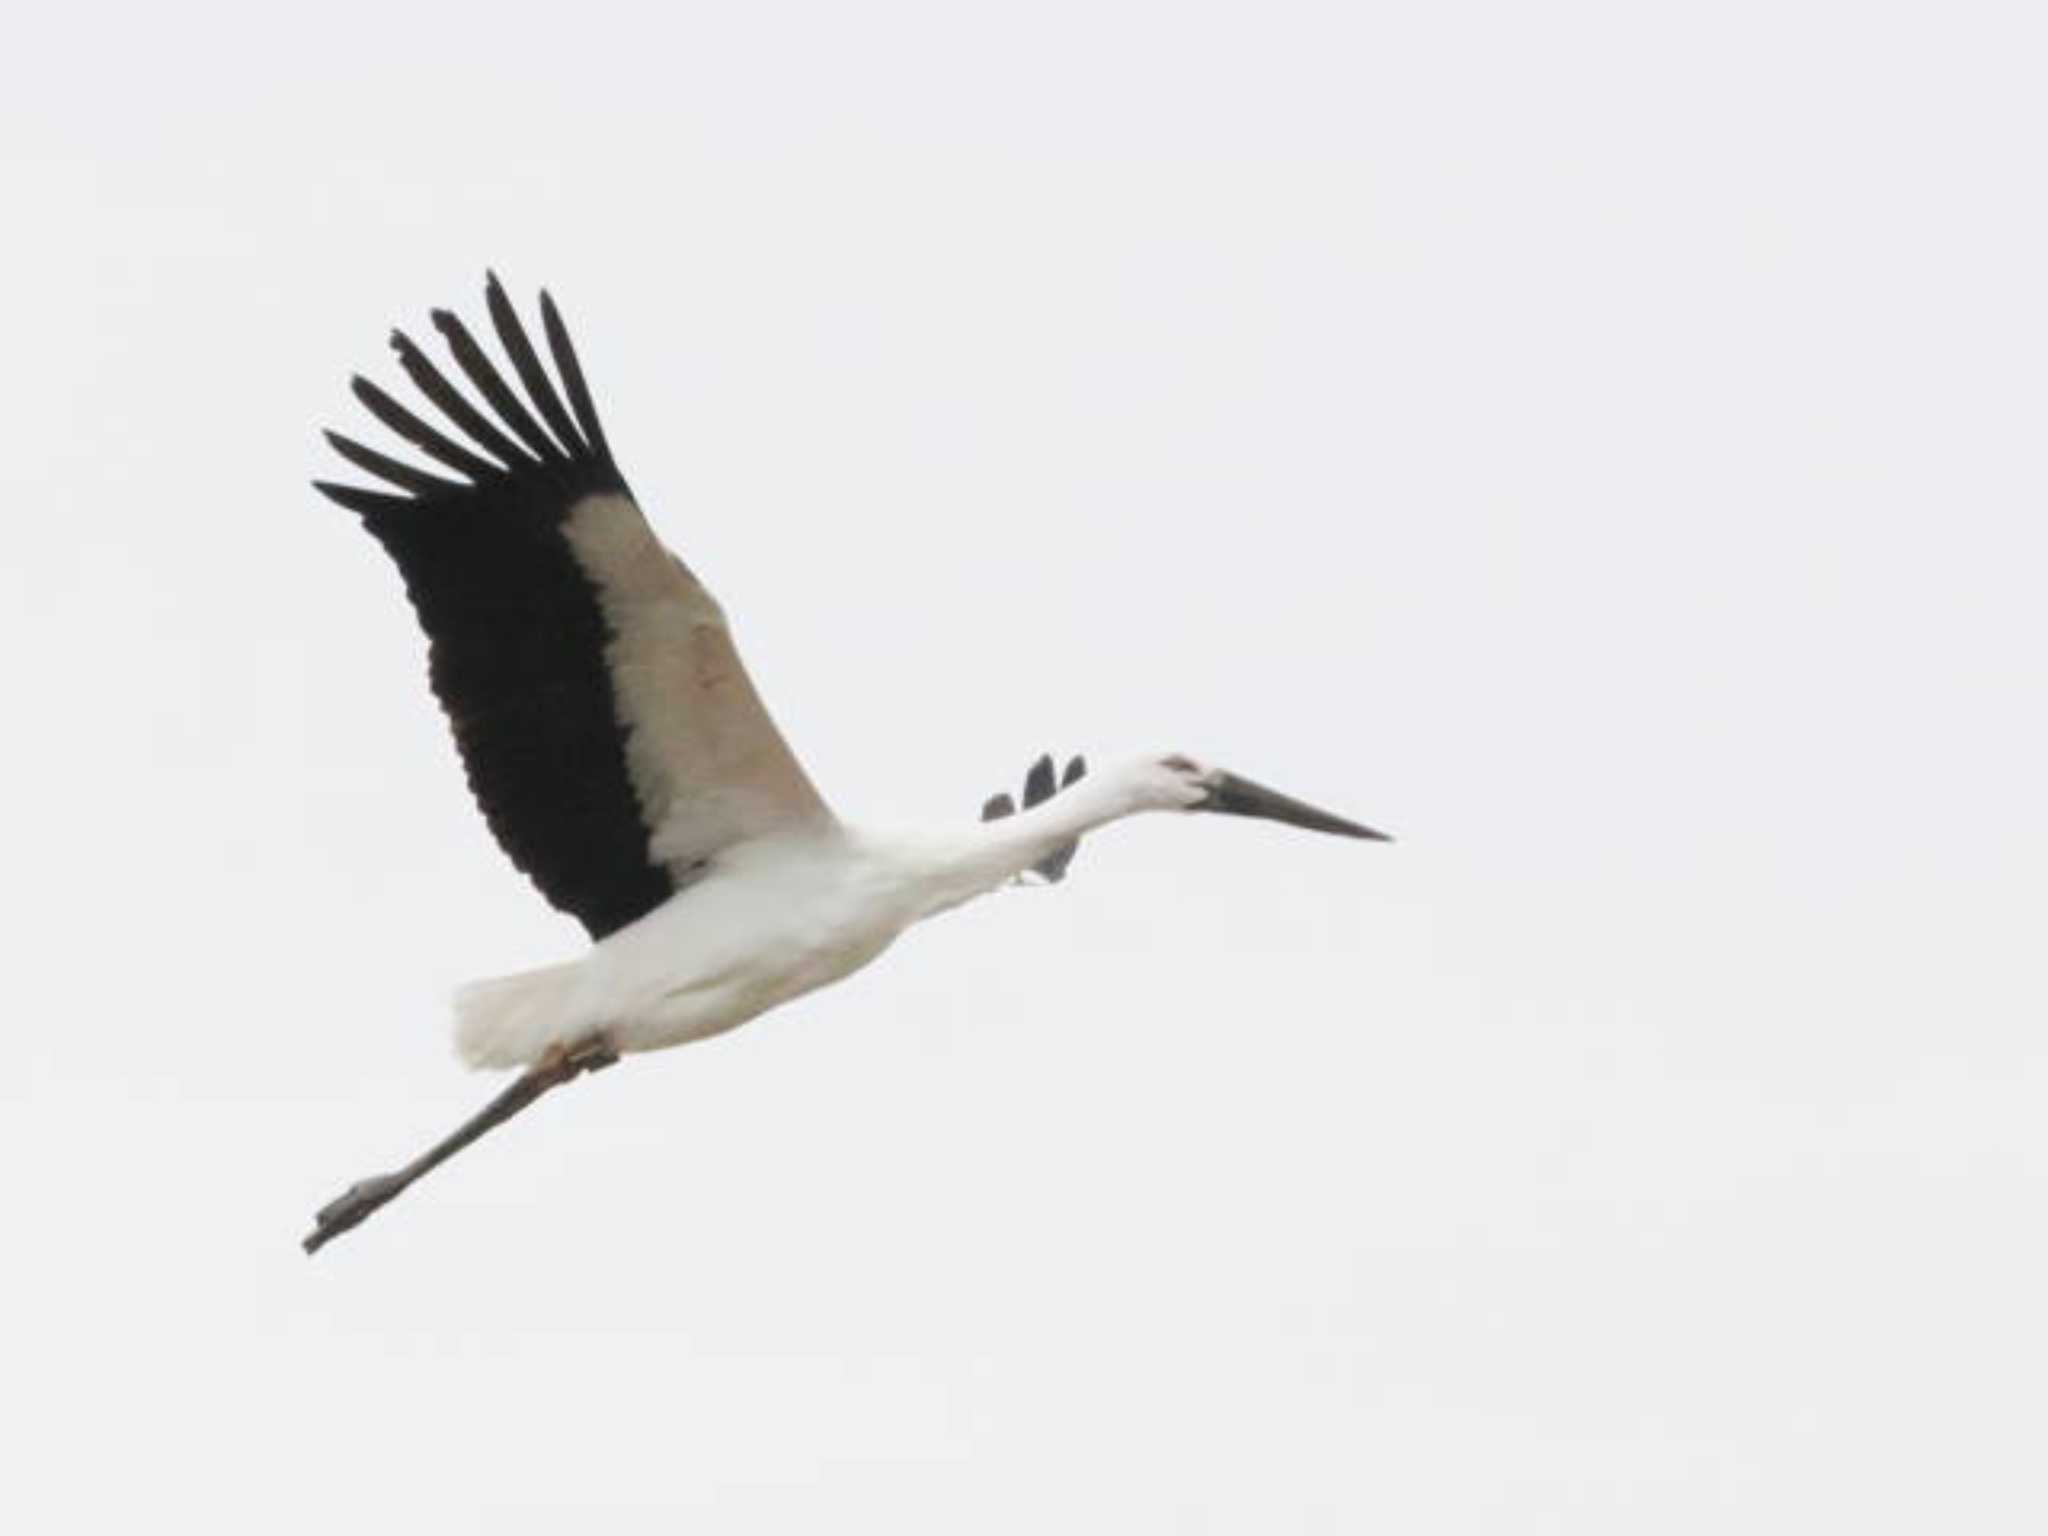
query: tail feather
454 961 582 1069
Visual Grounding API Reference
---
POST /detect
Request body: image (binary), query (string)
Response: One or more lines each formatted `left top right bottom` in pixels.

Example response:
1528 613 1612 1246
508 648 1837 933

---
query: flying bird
304 275 1389 1253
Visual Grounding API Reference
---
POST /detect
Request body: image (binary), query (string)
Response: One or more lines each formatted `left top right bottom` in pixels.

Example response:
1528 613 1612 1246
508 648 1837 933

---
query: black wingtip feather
390 326 534 471
312 478 409 517
1034 841 1081 883
484 273 587 458
324 430 467 496
978 752 1089 883
349 375 498 482
431 308 565 464
1022 754 1058 808
318 281 671 940
540 289 613 465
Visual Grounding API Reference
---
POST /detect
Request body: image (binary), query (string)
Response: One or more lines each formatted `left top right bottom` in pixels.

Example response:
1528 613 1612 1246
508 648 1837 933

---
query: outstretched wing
981 753 1088 882
316 274 834 939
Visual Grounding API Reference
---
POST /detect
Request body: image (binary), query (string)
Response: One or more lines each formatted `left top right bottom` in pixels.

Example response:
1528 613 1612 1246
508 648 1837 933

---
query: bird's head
1141 753 1391 841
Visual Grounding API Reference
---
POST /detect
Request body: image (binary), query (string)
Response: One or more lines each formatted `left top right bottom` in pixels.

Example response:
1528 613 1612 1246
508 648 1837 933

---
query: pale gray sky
5 1 2046 1529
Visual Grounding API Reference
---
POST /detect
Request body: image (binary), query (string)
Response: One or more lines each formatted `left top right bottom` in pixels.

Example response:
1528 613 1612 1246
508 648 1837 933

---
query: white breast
579 830 914 1053
454 822 1012 1067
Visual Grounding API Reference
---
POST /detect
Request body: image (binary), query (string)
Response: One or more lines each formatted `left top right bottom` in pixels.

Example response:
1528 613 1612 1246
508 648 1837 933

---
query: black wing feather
486 271 587 456
431 307 567 463
350 375 499 481
312 479 408 519
980 754 1088 883
1035 754 1086 881
316 277 668 940
540 289 614 464
390 327 538 470
324 430 468 496
1022 753 1057 808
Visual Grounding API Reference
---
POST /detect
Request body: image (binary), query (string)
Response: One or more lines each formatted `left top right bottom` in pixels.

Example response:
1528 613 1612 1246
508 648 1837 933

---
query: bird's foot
302 1033 622 1256
304 1171 408 1253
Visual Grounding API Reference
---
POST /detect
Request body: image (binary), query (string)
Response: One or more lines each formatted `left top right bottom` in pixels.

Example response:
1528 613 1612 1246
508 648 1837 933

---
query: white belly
453 826 995 1070
562 834 914 1057
603 906 901 1054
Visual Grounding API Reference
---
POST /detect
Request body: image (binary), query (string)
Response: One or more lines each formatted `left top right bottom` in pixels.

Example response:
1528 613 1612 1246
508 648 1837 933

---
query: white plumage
304 275 1387 1253
455 763 1219 1068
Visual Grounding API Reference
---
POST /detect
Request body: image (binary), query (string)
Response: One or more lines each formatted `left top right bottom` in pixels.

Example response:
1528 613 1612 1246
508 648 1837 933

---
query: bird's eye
1160 754 1198 773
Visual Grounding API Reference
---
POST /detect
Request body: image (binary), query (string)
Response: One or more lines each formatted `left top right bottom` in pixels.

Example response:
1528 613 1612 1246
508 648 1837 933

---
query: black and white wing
316 274 834 940
981 752 1088 883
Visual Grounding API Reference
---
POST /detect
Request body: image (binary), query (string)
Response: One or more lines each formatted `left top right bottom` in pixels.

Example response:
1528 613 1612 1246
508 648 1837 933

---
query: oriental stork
303 275 1389 1254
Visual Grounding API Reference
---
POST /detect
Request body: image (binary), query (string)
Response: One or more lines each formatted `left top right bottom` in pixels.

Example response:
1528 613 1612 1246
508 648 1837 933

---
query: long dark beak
1200 771 1391 841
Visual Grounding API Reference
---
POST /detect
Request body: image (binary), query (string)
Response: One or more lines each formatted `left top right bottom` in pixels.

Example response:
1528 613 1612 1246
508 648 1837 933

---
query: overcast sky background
5 2 2045 1529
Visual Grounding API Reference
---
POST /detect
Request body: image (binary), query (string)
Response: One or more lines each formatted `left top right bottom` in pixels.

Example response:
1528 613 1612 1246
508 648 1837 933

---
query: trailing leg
302 1037 618 1255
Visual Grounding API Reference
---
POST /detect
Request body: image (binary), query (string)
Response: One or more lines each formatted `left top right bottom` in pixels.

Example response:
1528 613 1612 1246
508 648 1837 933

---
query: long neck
903 771 1145 918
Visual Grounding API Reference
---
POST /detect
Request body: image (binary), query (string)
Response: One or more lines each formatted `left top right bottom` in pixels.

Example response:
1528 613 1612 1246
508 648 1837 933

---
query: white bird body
455 764 1179 1067
303 275 1386 1252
